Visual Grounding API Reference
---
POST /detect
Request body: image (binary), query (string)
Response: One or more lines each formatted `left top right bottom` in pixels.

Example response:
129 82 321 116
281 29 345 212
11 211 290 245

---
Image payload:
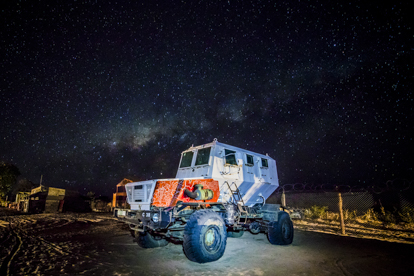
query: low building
20 185 90 213
15 192 30 212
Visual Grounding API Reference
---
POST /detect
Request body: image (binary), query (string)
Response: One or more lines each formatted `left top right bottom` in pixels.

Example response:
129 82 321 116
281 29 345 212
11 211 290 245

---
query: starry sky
1 0 413 197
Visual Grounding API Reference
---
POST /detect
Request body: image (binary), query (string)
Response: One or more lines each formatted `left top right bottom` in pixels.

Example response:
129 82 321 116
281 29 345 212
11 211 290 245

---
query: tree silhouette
0 162 21 198
13 178 35 194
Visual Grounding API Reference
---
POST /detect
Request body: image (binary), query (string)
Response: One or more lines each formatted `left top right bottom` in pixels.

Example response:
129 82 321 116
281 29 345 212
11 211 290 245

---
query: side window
261 158 268 168
225 149 237 165
246 154 254 166
180 151 194 168
195 147 211 166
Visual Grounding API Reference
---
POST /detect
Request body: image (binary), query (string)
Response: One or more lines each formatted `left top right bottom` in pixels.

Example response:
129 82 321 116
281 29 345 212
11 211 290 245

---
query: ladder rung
226 181 246 208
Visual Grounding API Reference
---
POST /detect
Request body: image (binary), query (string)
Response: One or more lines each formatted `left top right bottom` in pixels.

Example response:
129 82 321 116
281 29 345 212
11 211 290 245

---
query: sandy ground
1 207 413 275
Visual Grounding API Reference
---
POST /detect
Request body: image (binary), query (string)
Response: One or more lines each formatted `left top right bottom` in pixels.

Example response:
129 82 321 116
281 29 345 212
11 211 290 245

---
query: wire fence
268 179 414 244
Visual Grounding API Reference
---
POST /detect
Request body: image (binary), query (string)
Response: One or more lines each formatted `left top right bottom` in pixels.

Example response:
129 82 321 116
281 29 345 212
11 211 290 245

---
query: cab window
261 158 268 168
225 149 237 165
195 147 211 166
180 151 194 168
246 154 254 166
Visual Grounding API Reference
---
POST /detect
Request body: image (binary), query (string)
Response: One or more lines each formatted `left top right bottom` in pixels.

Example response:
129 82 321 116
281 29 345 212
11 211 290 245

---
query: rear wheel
136 231 169 248
267 212 294 245
183 209 227 263
227 230 244 238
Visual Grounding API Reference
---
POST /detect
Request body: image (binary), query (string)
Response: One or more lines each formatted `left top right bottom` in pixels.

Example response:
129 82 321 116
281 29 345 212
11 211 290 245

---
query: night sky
1 1 413 197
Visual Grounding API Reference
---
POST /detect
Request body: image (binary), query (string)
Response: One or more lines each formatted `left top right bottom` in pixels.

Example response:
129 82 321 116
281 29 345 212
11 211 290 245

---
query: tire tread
183 209 227 263
267 212 294 245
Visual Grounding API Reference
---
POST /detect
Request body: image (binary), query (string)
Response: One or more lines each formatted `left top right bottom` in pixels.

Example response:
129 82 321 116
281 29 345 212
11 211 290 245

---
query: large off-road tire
136 231 169 248
267 212 294 245
183 209 227 263
227 230 244 238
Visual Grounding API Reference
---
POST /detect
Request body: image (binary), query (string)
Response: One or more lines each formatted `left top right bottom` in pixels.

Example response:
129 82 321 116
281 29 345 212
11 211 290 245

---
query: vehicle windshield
195 147 211 166
180 151 194 168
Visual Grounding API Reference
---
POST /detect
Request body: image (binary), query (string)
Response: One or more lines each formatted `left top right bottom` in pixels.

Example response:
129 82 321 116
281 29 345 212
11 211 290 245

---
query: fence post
338 192 345 235
281 190 286 207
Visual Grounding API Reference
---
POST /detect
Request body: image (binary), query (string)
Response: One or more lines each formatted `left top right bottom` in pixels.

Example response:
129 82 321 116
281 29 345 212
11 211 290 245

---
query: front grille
125 181 156 211
133 187 145 202
127 183 154 203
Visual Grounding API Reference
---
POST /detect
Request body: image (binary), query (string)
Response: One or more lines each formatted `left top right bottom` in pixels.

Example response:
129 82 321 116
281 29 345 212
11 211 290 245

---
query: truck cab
175 139 279 206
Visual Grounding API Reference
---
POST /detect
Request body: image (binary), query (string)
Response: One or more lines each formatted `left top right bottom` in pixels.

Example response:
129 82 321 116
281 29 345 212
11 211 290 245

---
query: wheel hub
203 225 221 253
205 229 215 246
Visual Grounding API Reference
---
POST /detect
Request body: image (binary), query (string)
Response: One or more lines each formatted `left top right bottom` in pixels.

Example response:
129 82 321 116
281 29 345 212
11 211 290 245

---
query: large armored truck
115 139 293 263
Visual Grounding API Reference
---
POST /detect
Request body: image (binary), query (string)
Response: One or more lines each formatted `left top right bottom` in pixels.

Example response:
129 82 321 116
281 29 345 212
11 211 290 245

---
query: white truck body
126 139 279 210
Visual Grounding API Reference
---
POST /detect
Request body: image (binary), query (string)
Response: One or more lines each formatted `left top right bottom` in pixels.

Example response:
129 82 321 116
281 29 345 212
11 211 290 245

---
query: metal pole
338 192 345 235
281 190 286 207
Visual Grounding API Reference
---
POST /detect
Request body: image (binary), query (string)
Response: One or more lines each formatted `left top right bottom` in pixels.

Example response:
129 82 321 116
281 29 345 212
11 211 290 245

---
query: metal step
225 181 250 224
226 181 245 205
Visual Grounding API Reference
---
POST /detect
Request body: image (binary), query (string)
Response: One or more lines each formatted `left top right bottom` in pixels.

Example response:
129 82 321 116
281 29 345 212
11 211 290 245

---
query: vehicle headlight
152 213 159 223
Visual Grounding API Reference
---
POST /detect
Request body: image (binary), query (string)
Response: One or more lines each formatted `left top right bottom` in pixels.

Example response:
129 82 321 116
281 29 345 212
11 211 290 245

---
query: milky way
1 1 412 196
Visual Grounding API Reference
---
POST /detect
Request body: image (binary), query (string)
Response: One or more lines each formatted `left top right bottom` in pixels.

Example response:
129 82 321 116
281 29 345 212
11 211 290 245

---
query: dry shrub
304 205 329 219
379 207 397 225
398 207 414 224
344 209 357 221
359 208 378 222
326 211 339 221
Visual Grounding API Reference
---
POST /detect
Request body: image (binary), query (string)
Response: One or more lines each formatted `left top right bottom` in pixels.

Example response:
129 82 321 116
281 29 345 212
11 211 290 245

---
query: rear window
225 149 237 165
195 147 211 166
180 151 194 168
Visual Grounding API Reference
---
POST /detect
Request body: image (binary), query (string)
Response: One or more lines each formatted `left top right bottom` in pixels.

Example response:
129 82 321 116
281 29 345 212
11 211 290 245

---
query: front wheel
136 231 169 248
267 212 294 245
183 209 227 263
